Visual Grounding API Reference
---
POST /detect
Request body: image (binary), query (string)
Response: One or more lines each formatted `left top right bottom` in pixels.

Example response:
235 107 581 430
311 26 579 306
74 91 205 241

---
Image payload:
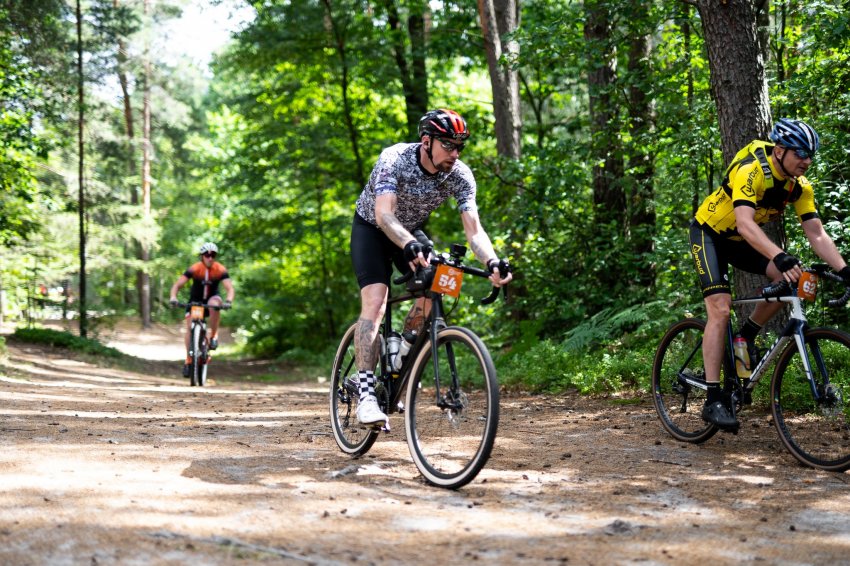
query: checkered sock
358 370 376 402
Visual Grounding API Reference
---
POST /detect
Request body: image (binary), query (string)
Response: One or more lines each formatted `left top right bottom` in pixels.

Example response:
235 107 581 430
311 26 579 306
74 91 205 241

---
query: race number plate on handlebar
190 305 205 321
431 264 464 297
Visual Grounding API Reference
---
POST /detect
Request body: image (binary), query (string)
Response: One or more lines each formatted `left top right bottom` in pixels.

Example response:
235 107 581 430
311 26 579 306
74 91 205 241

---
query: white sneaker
356 395 388 428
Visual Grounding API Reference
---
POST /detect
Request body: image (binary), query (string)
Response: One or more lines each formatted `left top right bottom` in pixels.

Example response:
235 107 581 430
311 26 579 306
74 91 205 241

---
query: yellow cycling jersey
695 141 819 240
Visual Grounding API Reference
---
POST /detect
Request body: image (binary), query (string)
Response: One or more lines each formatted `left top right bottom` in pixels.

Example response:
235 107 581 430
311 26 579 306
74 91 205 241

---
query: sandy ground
1 322 849 565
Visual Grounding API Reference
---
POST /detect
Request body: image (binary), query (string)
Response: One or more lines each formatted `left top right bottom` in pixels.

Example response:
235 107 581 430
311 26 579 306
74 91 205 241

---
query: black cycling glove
773 252 800 273
487 258 511 275
403 240 424 262
838 266 850 284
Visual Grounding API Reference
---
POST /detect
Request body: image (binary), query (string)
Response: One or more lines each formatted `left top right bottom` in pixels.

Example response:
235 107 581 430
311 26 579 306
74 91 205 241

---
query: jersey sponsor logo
743 168 757 198
691 244 706 275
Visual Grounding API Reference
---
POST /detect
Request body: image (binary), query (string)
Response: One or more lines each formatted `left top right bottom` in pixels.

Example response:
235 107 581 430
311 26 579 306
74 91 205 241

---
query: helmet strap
776 147 795 180
424 135 437 170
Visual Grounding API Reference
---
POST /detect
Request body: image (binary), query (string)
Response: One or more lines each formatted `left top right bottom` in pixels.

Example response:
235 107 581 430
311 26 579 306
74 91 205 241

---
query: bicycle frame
675 288 827 409
379 288 449 416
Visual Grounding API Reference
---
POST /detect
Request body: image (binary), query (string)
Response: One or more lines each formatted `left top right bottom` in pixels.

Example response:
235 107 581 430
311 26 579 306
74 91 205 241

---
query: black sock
707 383 723 404
739 317 763 343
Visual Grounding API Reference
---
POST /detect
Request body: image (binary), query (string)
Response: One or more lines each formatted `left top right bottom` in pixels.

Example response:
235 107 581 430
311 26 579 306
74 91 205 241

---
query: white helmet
199 242 219 255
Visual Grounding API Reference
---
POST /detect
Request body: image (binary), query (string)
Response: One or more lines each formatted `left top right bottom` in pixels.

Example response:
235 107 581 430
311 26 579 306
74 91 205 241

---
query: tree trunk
139 0 152 329
321 0 366 188
626 0 655 289
77 0 88 338
477 0 521 159
693 0 779 324
115 0 137 309
383 0 429 139
584 0 624 225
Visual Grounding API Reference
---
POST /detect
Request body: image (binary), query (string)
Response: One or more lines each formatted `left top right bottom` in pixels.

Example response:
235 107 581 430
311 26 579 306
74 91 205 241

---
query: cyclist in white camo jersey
349 109 512 428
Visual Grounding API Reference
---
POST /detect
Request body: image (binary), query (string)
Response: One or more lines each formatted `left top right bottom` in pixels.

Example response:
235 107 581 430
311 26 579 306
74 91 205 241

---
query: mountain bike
652 264 850 471
329 243 508 489
174 301 230 387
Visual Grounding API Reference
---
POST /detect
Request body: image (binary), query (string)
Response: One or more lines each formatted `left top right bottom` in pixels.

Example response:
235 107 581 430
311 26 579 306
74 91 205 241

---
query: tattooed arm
375 193 429 269
461 210 512 287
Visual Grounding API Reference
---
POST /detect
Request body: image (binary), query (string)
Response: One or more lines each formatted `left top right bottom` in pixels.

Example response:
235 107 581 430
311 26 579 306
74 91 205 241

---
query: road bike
652 264 850 471
174 301 229 387
329 243 508 489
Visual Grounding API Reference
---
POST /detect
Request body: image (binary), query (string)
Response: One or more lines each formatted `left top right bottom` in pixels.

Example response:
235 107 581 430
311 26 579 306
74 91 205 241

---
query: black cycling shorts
351 213 423 289
689 219 769 297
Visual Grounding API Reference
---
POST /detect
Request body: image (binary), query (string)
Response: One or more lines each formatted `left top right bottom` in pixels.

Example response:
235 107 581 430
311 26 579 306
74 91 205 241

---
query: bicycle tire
652 318 718 443
405 326 498 489
329 323 379 456
199 335 209 387
771 327 850 471
191 322 203 387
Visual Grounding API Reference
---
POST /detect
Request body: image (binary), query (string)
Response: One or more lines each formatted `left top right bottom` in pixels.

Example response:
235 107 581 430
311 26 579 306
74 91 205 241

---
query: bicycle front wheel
652 318 717 443
191 322 203 387
771 327 850 471
405 326 498 489
329 323 379 456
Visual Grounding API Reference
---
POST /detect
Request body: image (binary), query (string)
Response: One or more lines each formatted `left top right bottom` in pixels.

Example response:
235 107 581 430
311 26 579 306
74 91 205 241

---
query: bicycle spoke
406 327 498 489
772 328 850 471
652 319 717 443
329 323 378 455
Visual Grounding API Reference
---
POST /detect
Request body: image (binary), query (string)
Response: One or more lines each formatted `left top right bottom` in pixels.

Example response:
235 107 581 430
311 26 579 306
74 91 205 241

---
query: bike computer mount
449 244 467 260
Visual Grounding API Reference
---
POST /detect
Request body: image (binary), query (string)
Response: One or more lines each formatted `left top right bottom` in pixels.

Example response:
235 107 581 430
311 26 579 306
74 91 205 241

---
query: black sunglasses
792 148 815 160
436 138 465 153
202 252 217 258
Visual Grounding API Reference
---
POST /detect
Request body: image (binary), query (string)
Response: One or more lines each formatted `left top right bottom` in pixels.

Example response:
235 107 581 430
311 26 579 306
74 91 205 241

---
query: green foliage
500 337 656 395
12 327 122 358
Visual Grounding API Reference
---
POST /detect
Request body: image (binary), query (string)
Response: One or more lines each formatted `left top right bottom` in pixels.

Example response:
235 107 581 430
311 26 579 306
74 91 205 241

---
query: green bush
499 338 656 395
12 327 123 358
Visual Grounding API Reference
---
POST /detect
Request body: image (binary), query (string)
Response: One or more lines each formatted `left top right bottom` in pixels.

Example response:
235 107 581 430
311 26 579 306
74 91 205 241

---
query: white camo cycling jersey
354 143 477 231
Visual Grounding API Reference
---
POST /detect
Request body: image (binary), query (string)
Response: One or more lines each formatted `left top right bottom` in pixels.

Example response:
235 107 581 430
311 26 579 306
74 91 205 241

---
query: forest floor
0 319 849 565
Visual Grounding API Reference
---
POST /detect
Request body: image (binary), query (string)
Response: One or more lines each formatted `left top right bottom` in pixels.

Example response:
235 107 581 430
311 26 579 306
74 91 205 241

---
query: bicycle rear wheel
771 327 850 471
329 323 379 456
190 322 203 387
405 326 498 489
652 318 718 443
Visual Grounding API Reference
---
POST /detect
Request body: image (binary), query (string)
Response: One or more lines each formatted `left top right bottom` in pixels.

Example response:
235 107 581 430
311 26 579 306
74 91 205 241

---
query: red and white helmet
418 109 470 141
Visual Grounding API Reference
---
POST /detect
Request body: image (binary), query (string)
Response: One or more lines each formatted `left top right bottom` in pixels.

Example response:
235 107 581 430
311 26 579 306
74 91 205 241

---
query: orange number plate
798 272 818 302
430 264 464 297
190 305 205 320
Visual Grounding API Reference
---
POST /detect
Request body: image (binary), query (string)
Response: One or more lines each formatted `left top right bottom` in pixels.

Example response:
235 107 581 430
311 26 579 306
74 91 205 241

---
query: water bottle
392 330 416 372
733 335 751 378
386 332 402 372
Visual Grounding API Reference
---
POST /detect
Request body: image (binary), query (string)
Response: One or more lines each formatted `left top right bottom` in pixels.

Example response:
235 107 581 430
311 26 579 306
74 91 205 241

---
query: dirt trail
0 325 849 565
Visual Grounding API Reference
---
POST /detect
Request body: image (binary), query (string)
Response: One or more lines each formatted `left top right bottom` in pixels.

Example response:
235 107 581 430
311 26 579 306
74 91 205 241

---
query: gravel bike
652 264 850 471
174 301 229 387
330 243 508 489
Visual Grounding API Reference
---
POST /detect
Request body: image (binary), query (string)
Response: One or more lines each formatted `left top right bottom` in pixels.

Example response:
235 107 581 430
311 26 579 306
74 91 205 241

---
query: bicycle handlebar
761 265 850 308
392 250 510 305
172 301 231 311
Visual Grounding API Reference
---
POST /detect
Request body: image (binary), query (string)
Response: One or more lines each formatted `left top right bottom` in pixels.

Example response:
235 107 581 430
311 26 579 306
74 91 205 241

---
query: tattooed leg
403 297 431 334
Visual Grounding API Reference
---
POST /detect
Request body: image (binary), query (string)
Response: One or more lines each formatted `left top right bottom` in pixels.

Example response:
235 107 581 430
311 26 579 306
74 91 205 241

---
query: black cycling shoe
701 400 740 432
182 364 191 378
210 338 218 350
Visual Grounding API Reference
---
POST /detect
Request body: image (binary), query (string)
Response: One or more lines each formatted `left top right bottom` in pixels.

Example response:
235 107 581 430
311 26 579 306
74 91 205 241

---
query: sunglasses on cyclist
436 138 465 153
791 148 815 160
202 252 217 258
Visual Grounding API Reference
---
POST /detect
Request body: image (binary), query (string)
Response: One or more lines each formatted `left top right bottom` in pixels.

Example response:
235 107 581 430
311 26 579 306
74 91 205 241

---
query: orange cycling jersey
695 141 819 239
184 261 230 303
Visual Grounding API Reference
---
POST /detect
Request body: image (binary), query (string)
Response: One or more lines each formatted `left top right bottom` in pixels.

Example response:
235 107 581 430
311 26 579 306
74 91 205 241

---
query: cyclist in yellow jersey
689 119 850 431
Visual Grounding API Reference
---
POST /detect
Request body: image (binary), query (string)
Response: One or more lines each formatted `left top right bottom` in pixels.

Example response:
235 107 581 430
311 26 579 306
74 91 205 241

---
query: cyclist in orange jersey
169 242 235 377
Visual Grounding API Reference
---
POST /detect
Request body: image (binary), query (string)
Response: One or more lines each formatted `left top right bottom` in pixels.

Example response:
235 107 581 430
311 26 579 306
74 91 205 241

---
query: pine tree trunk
139 0 152 329
477 0 521 159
